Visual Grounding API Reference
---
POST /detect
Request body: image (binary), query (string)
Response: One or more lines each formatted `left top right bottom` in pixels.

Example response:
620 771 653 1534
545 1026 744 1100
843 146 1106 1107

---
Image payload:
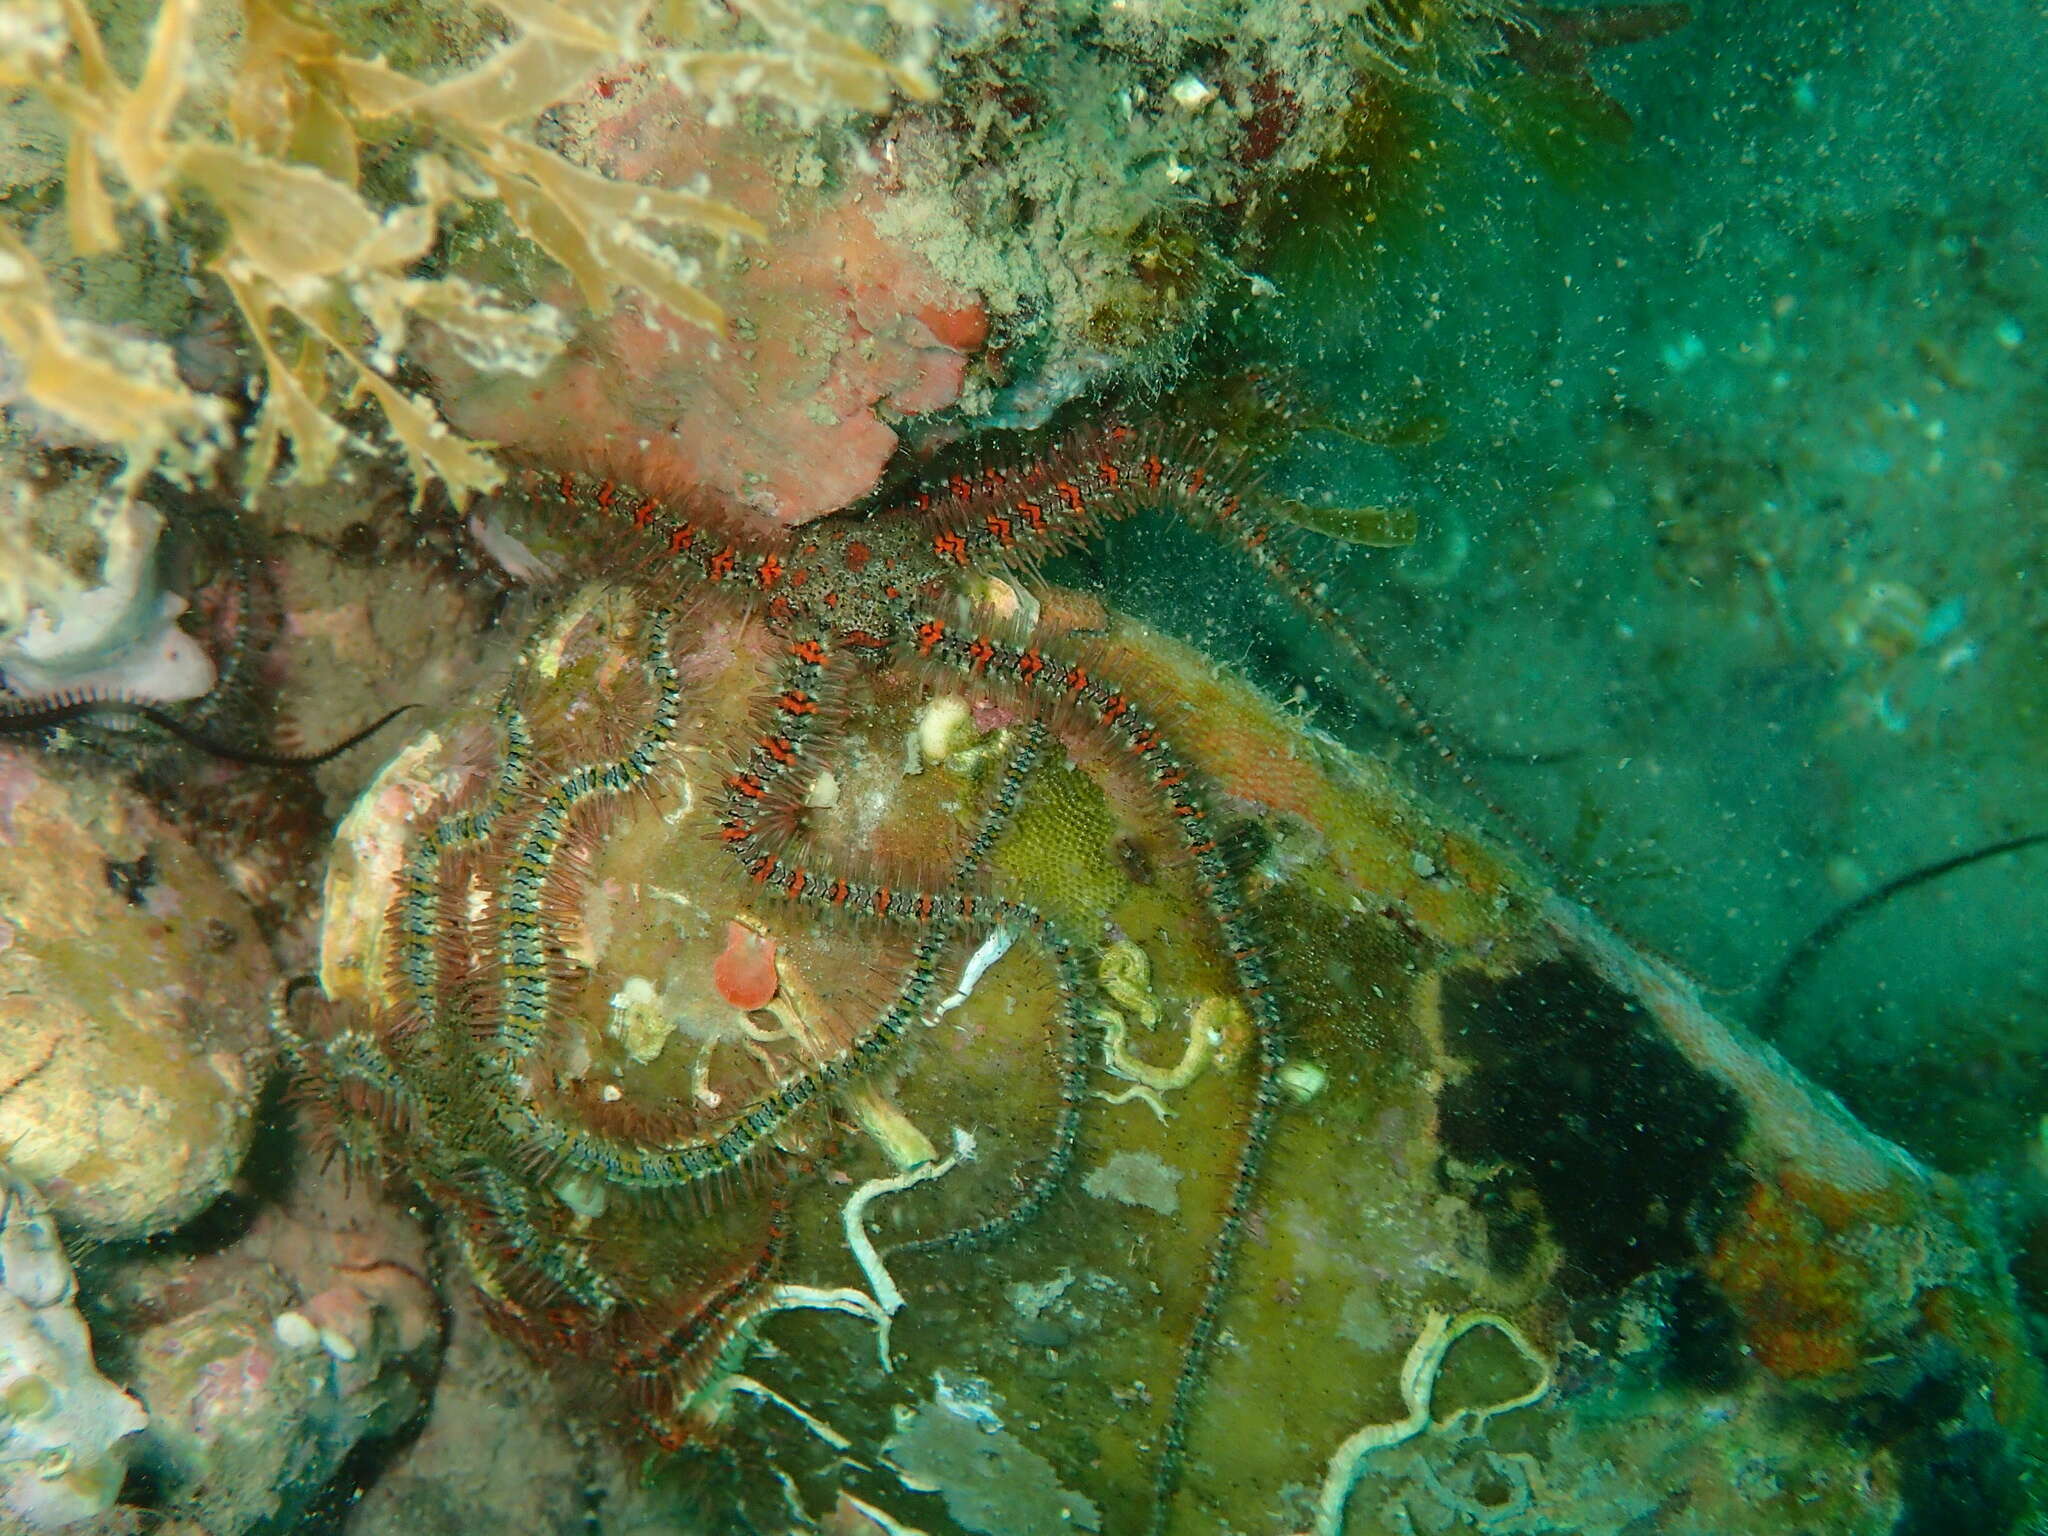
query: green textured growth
989 755 1130 932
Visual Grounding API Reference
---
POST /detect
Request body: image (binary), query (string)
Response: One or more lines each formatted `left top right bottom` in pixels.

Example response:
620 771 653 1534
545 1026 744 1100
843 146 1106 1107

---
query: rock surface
0 747 276 1239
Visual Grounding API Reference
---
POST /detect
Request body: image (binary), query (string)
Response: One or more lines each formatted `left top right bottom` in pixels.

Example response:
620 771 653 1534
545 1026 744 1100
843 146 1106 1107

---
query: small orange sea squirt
712 920 781 1011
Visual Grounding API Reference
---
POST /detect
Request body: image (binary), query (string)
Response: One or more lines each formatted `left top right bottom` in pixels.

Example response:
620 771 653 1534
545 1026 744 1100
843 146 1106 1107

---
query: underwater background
0 0 2044 1532
1157 0 2048 1173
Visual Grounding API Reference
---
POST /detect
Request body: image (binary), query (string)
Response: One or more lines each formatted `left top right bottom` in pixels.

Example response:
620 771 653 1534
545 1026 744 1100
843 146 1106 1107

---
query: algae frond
0 0 945 502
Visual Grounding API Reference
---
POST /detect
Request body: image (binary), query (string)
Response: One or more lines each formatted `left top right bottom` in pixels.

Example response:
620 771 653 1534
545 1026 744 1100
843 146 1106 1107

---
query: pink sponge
427 83 986 532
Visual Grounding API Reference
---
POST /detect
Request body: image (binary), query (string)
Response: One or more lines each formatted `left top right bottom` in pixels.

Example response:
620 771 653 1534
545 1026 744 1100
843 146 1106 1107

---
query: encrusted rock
106 1156 440 1536
0 746 275 1239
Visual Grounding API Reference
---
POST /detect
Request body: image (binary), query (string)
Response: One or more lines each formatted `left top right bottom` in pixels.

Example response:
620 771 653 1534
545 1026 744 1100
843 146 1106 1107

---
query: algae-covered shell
291 583 2048 1533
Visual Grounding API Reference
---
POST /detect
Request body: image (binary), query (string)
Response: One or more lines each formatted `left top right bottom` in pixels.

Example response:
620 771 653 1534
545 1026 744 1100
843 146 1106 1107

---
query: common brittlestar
298 423 1421 1533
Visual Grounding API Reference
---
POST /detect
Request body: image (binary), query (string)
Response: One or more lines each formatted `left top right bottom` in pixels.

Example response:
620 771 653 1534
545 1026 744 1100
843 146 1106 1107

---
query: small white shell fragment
1278 1059 1328 1103
607 975 675 1064
273 1310 320 1350
1170 74 1217 108
972 575 1040 633
916 696 974 766
554 1170 609 1220
317 1327 359 1362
